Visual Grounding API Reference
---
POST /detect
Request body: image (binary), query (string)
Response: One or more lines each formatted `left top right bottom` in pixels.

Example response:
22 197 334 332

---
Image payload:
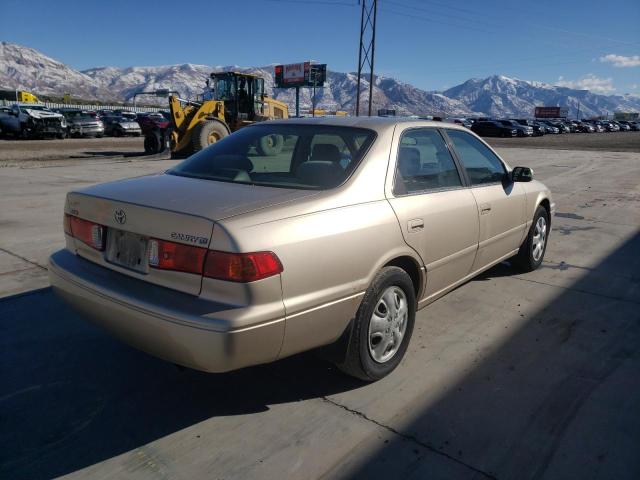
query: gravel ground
1 131 638 168
485 131 640 152
0 136 149 167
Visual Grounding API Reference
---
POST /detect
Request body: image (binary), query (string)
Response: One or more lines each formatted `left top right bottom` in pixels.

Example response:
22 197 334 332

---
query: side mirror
511 166 533 182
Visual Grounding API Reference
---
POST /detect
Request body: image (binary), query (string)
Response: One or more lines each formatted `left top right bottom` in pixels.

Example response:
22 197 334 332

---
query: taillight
148 239 207 275
63 214 72 236
204 251 283 282
66 214 105 250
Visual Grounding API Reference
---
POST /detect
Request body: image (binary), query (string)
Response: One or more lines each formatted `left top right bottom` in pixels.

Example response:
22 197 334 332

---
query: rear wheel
336 267 416 381
512 205 549 272
256 134 284 156
191 120 228 153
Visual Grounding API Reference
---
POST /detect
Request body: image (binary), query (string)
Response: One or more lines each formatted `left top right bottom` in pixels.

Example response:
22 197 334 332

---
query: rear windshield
169 124 376 190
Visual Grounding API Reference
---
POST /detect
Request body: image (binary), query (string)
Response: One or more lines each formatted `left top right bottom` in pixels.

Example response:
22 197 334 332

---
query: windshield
22 105 49 111
211 75 236 101
169 124 377 190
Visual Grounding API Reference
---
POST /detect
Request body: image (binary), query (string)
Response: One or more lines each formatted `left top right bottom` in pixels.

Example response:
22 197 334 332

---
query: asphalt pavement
1 146 639 479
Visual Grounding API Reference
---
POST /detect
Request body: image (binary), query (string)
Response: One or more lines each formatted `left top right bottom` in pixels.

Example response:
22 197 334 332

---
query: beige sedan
49 117 554 381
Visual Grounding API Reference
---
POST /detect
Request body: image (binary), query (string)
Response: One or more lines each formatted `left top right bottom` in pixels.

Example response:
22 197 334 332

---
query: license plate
105 229 149 273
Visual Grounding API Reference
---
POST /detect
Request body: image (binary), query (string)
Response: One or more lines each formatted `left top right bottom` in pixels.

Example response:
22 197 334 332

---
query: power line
389 0 640 47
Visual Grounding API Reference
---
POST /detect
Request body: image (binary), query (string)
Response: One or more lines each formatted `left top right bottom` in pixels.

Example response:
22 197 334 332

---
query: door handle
480 203 492 215
408 218 424 232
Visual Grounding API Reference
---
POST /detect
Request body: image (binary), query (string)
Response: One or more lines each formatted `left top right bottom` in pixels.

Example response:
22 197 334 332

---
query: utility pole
355 0 378 116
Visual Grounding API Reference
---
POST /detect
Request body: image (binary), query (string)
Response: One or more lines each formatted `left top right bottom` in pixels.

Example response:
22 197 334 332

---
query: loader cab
209 72 265 127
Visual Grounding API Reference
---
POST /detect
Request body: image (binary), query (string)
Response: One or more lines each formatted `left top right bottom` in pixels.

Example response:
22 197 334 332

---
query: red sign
535 107 568 118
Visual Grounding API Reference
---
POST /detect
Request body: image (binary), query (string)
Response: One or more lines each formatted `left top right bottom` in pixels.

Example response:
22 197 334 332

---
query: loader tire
191 120 228 153
257 134 284 156
144 131 165 154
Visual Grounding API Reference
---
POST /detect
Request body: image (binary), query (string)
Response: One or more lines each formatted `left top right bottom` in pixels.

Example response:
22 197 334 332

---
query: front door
387 127 480 301
444 129 527 272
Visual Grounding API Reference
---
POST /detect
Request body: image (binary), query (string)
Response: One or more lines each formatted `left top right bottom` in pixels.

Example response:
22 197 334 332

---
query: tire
336 266 416 381
96 134 103 138
144 131 164 154
256 134 284 156
56 132 66 139
512 205 549 272
191 120 228 153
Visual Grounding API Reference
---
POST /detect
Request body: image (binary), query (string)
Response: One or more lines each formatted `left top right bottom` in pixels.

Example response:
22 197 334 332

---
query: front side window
446 130 506 185
394 128 462 195
169 124 376 190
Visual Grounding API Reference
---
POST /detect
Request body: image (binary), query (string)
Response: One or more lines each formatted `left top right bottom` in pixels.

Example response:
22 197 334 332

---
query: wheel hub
368 286 408 363
532 216 547 262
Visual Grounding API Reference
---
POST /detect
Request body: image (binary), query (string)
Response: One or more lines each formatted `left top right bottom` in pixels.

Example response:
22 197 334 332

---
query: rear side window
394 128 462 195
446 130 506 185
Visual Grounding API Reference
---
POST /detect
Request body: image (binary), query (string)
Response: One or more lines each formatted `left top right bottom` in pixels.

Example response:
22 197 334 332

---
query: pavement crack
510 275 640 306
320 395 498 480
0 247 47 270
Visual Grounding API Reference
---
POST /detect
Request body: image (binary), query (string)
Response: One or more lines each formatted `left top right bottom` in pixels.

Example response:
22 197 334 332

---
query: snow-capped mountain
2 42 639 117
444 75 640 118
0 42 117 101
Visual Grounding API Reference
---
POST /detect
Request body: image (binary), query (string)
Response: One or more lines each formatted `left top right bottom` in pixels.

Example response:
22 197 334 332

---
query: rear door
387 127 479 301
444 129 527 272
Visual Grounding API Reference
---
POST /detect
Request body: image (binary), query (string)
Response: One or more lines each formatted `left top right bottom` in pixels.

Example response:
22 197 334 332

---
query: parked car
102 115 142 137
498 119 533 137
612 121 631 132
471 120 518 137
447 118 473 129
624 121 640 131
55 108 104 138
113 110 138 122
97 109 115 119
49 118 554 381
137 112 171 153
512 119 544 136
576 122 595 133
0 103 66 139
538 120 563 134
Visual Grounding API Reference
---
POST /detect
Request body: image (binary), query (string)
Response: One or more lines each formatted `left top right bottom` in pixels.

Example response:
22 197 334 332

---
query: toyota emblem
114 208 127 225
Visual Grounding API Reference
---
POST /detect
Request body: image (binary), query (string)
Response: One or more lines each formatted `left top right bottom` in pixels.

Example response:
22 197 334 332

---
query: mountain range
2 41 639 118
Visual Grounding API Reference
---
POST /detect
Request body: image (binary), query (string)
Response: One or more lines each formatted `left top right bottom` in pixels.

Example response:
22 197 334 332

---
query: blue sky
2 0 639 94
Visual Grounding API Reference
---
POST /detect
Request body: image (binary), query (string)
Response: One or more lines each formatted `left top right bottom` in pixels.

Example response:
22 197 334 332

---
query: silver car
49 117 554 381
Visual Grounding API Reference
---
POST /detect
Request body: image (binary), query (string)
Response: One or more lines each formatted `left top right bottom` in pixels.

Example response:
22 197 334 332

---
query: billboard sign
534 106 568 118
275 62 326 88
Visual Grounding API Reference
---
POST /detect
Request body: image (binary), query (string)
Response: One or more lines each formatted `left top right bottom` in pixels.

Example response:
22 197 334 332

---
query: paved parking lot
1 145 639 479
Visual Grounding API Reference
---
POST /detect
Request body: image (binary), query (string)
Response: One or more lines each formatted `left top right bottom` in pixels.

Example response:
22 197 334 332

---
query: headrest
398 147 421 177
296 161 344 188
311 143 341 163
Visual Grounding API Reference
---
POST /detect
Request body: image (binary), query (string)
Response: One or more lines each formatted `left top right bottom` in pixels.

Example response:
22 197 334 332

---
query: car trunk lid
65 173 317 295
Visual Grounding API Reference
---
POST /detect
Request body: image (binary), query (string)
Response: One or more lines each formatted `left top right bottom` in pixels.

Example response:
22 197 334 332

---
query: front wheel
512 205 549 272
336 266 416 381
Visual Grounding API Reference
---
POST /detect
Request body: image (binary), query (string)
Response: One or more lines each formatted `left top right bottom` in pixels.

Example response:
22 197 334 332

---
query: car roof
265 115 470 134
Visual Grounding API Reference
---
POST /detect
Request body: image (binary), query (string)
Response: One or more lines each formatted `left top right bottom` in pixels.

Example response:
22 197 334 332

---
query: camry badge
114 208 127 225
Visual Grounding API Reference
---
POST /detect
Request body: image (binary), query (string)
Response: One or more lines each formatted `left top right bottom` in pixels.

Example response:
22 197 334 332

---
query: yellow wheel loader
159 72 289 158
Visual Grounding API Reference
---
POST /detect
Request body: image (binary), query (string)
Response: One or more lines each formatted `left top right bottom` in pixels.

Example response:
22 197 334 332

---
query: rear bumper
48 249 285 372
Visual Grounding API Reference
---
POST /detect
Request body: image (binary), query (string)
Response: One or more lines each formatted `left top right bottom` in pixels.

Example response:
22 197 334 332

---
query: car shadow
0 289 364 479
69 151 147 158
328 232 640 479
